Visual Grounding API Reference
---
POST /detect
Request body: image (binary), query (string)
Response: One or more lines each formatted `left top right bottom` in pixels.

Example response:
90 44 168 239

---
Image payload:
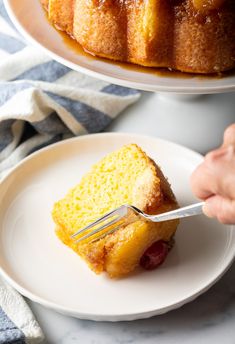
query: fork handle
149 202 205 222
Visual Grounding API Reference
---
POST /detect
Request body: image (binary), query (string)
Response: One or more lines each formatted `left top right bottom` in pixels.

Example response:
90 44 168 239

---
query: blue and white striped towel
0 1 140 180
0 278 44 344
0 1 140 343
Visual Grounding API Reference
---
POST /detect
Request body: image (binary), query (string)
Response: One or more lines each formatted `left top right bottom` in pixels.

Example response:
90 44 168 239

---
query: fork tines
71 205 129 243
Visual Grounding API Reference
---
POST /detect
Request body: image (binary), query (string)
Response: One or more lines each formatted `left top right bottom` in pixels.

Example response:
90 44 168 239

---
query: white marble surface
27 92 235 343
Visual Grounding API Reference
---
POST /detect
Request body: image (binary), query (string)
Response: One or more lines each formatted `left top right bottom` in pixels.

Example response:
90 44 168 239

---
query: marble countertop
27 93 235 343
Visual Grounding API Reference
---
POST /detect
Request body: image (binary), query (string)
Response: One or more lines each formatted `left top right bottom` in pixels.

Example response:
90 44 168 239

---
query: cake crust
53 144 179 278
43 0 235 73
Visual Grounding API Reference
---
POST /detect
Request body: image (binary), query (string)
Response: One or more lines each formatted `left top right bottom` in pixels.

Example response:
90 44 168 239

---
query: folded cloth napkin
0 1 140 342
0 1 140 180
0 278 44 344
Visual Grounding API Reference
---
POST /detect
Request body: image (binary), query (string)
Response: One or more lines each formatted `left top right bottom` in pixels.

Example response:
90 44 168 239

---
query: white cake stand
4 0 235 153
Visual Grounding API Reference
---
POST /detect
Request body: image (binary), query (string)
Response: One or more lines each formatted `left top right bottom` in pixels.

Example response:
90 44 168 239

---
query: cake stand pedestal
108 92 235 154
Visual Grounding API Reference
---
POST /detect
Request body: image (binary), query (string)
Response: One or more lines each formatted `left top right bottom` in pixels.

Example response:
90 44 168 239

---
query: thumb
203 195 235 224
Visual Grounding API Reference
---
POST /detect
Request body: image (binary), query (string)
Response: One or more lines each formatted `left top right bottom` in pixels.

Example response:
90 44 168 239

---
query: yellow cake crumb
52 144 179 278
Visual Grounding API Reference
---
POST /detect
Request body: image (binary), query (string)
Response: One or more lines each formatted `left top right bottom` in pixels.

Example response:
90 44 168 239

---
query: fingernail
203 202 214 218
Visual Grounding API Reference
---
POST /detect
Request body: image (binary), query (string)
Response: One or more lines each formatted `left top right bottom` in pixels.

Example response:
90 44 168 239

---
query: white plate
0 133 234 321
4 0 235 94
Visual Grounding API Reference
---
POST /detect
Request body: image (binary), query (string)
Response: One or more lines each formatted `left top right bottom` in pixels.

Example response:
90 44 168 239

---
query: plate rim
0 132 235 321
4 0 235 94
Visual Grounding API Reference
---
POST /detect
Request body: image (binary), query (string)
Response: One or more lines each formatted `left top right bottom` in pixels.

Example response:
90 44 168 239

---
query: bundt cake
42 0 235 73
52 144 179 278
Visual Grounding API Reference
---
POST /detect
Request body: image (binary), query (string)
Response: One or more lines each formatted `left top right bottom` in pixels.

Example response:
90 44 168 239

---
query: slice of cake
52 144 179 278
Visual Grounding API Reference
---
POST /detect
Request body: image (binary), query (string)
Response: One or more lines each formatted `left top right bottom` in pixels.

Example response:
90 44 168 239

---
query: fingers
223 123 235 147
191 123 235 224
191 144 235 200
203 195 235 224
205 145 235 199
190 162 215 200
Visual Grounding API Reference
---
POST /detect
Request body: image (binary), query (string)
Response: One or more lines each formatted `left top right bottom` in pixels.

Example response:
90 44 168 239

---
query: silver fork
71 201 205 243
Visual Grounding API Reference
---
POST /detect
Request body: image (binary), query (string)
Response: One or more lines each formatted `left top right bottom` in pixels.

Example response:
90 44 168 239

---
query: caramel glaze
60 29 235 79
42 0 235 75
192 0 227 12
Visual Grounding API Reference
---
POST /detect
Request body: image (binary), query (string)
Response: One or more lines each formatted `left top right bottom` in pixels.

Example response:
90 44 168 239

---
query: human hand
190 124 235 224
